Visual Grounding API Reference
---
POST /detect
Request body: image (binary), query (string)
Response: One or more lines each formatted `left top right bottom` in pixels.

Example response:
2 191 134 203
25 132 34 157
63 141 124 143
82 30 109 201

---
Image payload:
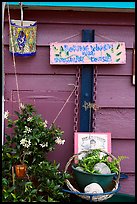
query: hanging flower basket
15 163 27 178
64 149 121 202
9 20 37 56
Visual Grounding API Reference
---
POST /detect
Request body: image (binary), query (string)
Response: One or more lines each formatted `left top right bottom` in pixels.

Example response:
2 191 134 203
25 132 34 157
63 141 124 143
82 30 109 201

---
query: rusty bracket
82 101 100 111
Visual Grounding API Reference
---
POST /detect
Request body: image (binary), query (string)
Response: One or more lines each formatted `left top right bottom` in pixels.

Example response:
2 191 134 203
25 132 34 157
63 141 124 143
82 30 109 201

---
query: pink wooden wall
4 9 135 195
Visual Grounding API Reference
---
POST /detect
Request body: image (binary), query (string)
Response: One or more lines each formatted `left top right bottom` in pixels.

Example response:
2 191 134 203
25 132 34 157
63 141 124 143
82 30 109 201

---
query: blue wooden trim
80 30 95 132
7 2 135 9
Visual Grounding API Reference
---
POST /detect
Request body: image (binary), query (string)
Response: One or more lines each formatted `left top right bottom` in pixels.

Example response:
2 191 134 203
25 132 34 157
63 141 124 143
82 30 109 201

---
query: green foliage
2 103 71 202
78 149 128 174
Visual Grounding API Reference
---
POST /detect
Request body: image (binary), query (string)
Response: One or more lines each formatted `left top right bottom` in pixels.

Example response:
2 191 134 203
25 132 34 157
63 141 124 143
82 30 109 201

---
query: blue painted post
80 29 95 132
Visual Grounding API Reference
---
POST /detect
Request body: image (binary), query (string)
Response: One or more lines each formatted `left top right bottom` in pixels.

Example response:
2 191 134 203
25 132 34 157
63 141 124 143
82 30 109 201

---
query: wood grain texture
95 109 135 139
4 22 134 48
4 9 135 26
4 74 135 107
96 76 135 107
111 139 135 172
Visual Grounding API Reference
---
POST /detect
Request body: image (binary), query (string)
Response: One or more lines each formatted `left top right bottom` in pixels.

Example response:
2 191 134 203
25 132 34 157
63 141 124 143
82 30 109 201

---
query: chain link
73 66 81 132
92 65 98 132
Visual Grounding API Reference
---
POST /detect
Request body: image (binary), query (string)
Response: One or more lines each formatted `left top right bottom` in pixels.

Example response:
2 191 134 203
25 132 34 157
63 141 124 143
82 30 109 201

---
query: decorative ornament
84 182 104 194
9 20 37 56
93 162 111 174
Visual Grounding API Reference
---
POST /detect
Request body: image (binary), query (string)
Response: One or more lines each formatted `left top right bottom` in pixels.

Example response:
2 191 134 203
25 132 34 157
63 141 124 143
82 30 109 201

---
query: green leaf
6 135 11 141
9 186 16 193
116 58 120 62
31 189 37 194
106 53 111 58
116 44 120 49
11 193 16 199
2 178 9 185
116 52 122 56
60 46 64 51
111 47 114 53
6 153 11 158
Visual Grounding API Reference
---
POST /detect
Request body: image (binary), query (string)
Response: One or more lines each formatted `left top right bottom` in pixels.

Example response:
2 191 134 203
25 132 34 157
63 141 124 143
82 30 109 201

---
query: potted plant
71 149 128 192
2 103 71 202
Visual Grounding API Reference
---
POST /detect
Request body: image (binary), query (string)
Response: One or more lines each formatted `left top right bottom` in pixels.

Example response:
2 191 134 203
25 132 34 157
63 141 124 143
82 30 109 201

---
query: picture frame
74 132 111 160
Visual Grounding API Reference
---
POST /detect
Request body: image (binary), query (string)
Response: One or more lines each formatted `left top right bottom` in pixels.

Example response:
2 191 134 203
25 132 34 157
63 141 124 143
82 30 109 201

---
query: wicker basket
64 148 121 202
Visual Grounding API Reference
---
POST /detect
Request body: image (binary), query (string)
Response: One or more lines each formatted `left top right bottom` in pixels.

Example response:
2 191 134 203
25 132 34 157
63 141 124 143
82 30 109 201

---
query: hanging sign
50 42 126 65
9 20 37 56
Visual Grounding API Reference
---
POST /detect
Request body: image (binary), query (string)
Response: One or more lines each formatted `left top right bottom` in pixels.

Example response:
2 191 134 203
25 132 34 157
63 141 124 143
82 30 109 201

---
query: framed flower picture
74 132 111 160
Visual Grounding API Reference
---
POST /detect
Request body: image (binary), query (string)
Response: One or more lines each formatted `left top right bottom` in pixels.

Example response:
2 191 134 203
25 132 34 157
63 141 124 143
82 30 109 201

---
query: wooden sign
50 42 126 65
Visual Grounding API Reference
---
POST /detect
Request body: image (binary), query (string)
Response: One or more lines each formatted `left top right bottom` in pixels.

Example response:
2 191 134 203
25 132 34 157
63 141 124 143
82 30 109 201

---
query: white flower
43 120 48 128
55 137 65 145
23 126 32 133
24 140 31 148
4 110 9 119
20 138 27 145
61 139 65 145
20 103 25 110
27 117 33 122
39 143 46 148
20 138 31 148
39 142 48 148
49 147 53 151
39 161 44 166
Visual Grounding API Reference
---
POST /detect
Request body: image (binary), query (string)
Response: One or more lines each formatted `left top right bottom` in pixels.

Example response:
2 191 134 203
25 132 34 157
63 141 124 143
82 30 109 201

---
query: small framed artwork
74 132 111 160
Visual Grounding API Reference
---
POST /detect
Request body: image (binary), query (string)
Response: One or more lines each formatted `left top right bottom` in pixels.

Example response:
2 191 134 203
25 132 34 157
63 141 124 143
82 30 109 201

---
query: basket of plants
64 148 127 202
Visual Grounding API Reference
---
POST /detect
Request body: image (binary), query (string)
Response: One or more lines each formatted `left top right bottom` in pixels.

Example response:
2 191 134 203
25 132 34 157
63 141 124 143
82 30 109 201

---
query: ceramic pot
15 164 27 178
72 164 116 191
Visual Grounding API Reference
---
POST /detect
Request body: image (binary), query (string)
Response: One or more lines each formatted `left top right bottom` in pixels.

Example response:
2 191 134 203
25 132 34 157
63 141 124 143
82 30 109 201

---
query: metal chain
92 65 98 132
73 66 81 132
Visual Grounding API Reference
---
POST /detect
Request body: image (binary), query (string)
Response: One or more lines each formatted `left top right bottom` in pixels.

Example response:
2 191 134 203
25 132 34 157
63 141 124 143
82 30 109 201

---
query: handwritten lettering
50 42 126 64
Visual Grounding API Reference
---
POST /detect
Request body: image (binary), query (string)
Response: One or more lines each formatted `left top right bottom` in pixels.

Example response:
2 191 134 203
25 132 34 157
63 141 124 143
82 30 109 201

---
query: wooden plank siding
4 9 135 195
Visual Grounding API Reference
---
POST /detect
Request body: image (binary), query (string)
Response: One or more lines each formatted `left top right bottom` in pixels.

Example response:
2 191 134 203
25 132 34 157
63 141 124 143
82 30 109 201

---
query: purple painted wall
4 9 135 195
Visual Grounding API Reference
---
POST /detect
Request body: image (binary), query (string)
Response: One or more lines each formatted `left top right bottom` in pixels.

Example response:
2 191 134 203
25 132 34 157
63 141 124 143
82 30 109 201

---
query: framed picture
74 132 111 160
